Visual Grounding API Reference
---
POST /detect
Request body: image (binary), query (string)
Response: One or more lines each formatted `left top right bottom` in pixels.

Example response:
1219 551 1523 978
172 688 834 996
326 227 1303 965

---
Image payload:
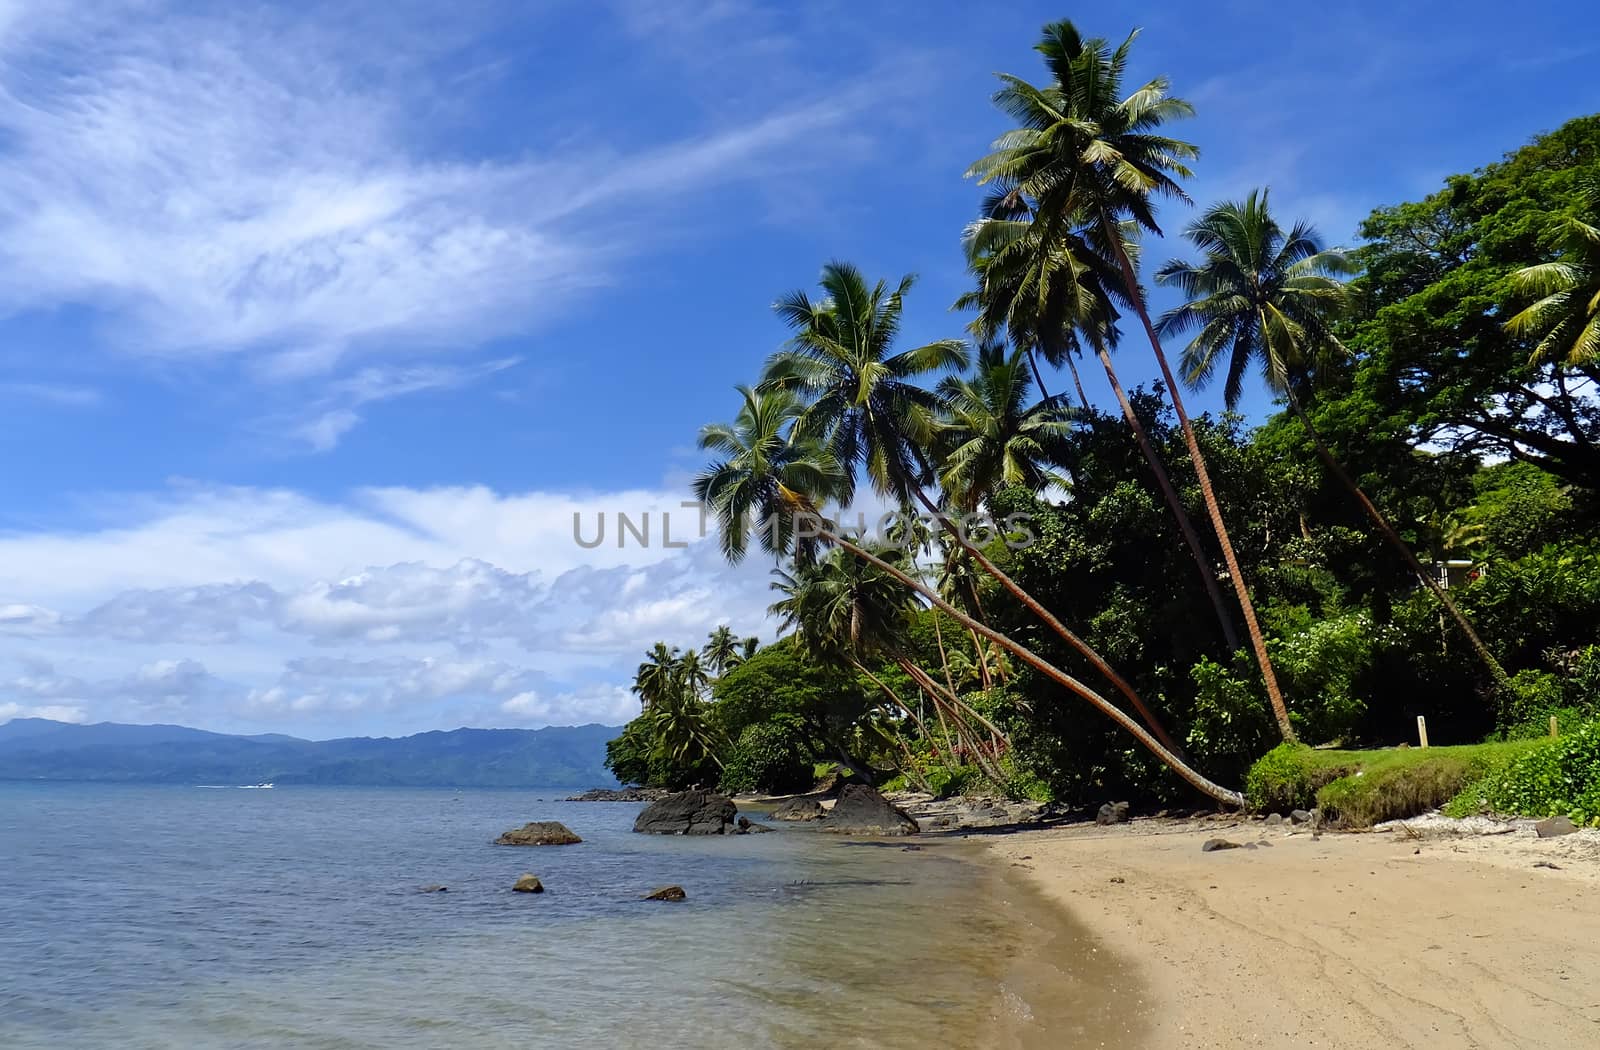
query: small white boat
238 782 275 789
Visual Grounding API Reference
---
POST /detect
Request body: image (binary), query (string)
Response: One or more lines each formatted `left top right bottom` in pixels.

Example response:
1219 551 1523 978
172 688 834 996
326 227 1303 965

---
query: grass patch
1245 740 1543 828
1444 721 1600 824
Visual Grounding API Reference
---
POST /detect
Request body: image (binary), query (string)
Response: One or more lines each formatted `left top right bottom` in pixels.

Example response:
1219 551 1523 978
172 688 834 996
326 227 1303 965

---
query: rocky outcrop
885 791 1052 831
735 815 773 834
1536 815 1578 838
818 784 919 836
495 821 583 846
632 790 738 835
1097 801 1131 825
418 884 448 893
512 873 544 893
643 885 687 901
770 797 825 822
566 787 669 802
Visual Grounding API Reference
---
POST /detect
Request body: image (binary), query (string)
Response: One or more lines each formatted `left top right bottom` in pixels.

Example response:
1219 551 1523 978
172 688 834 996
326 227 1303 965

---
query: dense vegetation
606 17 1600 819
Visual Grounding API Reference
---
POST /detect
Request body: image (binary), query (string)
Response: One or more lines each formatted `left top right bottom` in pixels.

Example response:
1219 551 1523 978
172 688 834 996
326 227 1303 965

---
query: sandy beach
983 817 1600 1049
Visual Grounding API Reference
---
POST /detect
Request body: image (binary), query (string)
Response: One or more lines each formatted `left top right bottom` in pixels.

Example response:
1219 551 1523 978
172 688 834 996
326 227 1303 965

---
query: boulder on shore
1536 815 1578 838
770 797 825 822
643 885 687 901
495 821 583 846
1096 801 1131 825
512 873 544 893
633 790 738 835
818 784 919 836
1201 838 1243 852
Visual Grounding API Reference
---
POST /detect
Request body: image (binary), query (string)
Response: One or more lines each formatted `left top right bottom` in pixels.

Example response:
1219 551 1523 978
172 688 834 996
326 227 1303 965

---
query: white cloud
0 701 88 723
0 382 102 407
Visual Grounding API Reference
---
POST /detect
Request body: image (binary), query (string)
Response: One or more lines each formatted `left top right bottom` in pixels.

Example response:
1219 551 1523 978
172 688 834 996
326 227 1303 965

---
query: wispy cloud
0 381 102 407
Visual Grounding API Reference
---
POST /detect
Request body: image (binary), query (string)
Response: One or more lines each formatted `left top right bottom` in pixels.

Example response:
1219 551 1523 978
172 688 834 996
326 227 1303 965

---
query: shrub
1446 721 1600 824
718 720 813 796
1244 744 1348 812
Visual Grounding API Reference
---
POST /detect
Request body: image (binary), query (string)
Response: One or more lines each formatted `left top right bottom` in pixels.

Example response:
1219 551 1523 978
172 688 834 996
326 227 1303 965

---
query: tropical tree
1507 173 1600 366
704 625 741 676
1156 189 1516 698
968 17 1295 741
633 642 679 710
695 384 1243 804
763 262 1183 755
933 341 1074 510
958 215 1245 652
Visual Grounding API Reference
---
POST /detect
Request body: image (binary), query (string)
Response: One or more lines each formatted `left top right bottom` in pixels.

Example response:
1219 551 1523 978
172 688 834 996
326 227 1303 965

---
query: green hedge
1445 721 1600 824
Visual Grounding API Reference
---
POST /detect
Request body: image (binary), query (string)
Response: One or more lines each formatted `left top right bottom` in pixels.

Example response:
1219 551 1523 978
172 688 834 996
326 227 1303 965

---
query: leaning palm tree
1156 190 1516 697
968 18 1294 741
764 262 1181 753
695 386 1242 805
1506 173 1600 365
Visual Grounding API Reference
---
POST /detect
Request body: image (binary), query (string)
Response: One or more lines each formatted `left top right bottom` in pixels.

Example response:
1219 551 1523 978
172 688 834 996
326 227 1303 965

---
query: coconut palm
968 18 1294 741
676 648 711 700
766 263 1183 754
1507 173 1600 365
632 642 679 710
933 341 1074 511
695 394 1242 805
648 684 724 772
704 625 741 676
1156 190 1516 697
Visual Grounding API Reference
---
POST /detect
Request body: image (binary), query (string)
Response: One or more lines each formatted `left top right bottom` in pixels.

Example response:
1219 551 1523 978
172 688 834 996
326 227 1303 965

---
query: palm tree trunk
817 524 1242 806
1105 230 1294 742
1090 340 1243 654
897 657 1009 785
931 611 959 696
1063 351 1090 406
854 661 946 785
1284 386 1516 696
911 489 1187 759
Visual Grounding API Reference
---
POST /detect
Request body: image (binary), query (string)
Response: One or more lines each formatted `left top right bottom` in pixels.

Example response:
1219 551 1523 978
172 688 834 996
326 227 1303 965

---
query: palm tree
771 544 1009 784
1156 190 1516 697
633 642 679 710
1507 173 1600 365
676 648 711 700
765 263 1183 755
695 391 1243 805
704 625 740 676
934 341 1074 510
968 18 1294 741
649 683 724 773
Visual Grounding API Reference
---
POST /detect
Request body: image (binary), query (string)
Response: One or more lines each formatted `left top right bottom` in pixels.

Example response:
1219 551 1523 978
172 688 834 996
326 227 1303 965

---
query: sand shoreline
979 815 1600 1049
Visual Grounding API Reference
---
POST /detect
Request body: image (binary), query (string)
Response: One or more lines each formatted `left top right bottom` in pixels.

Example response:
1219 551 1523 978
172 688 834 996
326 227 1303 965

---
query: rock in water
1096 801 1131 825
643 885 687 901
495 821 583 846
1201 838 1243 852
1536 815 1578 838
818 784 919 836
418 885 448 893
512 874 544 893
770 797 825 822
632 790 738 835
735 815 773 834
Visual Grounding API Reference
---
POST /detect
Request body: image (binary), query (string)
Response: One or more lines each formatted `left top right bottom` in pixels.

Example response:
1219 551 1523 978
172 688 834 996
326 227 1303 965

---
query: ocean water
0 784 1129 1048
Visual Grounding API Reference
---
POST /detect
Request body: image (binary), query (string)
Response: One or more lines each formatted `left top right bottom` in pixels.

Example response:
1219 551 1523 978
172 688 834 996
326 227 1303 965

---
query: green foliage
1246 742 1540 826
1186 655 1274 774
1447 722 1600 824
1267 608 1382 744
718 719 814 796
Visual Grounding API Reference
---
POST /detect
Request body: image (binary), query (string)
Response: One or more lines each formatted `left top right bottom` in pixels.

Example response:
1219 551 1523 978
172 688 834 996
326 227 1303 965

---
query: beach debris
1109 876 1125 884
817 784 919 836
770 797 825 822
643 885 687 901
1536 816 1578 839
1096 801 1131 825
512 874 544 893
633 791 738 835
496 821 583 846
1290 809 1314 825
1534 861 1563 870
1201 838 1243 852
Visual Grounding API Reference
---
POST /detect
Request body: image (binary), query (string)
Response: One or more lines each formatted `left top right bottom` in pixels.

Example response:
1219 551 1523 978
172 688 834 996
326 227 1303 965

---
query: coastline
978 815 1600 1048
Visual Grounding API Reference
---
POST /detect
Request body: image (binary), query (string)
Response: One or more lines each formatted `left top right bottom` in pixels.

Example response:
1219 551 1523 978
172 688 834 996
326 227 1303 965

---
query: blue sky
0 0 1594 736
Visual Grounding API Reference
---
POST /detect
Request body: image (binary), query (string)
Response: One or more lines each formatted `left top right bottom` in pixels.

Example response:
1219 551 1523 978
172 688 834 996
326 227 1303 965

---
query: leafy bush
1446 721 1600 824
1186 655 1274 775
1244 744 1346 812
718 719 814 796
1268 609 1381 744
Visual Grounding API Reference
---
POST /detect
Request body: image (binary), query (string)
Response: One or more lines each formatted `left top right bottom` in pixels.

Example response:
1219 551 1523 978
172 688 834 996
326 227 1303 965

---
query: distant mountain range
0 718 622 788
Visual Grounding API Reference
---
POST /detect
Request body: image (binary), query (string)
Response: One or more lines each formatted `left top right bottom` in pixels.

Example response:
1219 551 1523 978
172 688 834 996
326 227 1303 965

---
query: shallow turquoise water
0 783 1119 1048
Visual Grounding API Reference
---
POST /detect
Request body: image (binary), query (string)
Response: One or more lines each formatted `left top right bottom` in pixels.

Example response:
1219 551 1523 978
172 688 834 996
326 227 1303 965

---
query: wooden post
1416 715 1429 748
1551 715 1559 738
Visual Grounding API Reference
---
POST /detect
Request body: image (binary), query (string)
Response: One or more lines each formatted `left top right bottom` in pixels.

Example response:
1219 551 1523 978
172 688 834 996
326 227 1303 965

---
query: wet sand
982 817 1600 1049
